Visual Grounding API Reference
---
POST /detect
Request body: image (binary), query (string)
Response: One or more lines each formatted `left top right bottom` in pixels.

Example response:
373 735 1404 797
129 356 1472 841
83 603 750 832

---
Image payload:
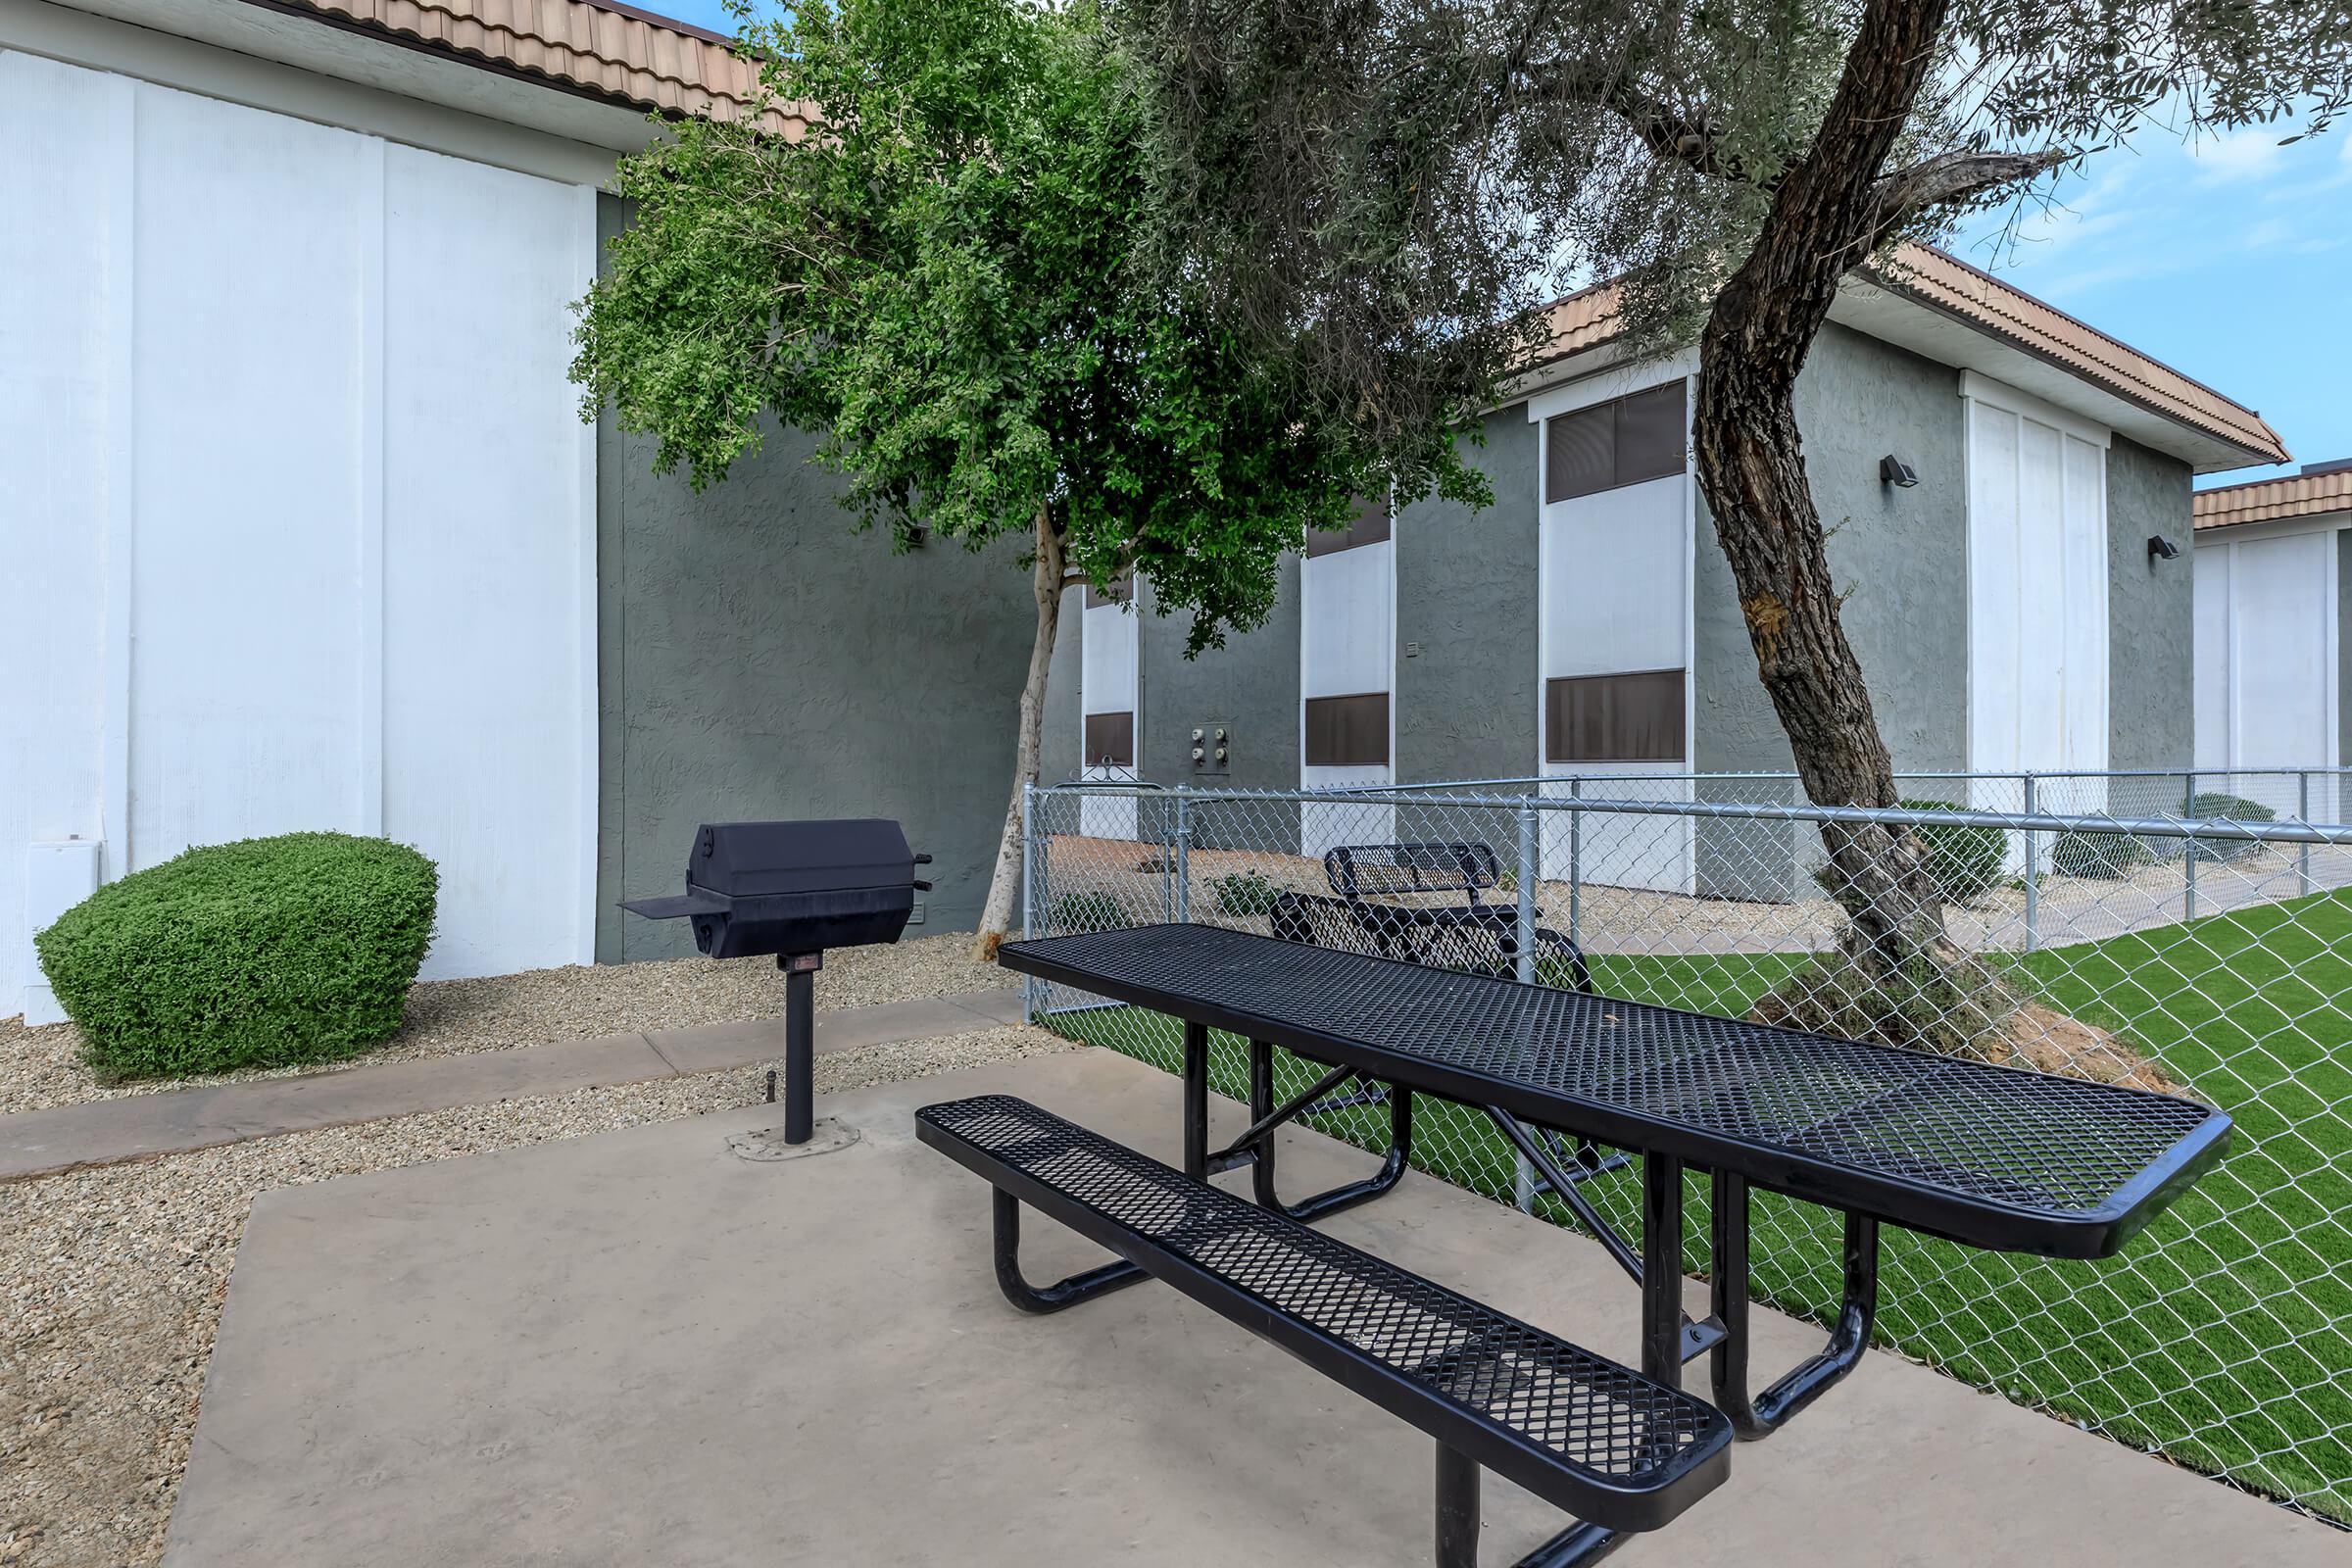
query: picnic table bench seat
919 1094 1732 1565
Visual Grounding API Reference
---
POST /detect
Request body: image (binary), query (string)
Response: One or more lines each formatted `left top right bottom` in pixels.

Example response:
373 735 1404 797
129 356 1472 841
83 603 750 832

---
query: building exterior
2192 461 2352 815
0 0 2293 1019
0 0 1033 1022
1045 260 2289 894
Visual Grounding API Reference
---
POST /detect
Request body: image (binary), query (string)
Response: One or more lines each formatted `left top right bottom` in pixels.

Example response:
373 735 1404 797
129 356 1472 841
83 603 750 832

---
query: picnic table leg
1707 1171 1878 1439
1640 1152 1687 1389
1435 1442 1624 1568
1235 1038 1412 1221
1183 1019 1209 1181
990 1188 1150 1314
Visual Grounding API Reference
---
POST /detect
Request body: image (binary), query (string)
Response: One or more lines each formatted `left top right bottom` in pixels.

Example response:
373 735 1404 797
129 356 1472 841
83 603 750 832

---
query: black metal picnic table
999 922 2231 1437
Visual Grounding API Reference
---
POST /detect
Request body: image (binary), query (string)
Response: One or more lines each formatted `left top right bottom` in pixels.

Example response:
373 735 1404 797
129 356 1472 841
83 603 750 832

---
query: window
1544 382 1686 503
1084 576 1132 610
1545 670 1685 762
1083 710 1135 768
1304 494 1392 557
1304 692 1390 766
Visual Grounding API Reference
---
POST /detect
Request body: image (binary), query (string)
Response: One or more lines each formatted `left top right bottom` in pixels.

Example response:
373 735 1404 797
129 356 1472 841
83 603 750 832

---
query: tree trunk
971 504 1066 961
1690 0 1967 982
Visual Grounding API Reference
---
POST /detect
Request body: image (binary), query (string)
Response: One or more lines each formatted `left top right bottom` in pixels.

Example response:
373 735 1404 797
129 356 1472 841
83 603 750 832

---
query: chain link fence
1019 772 2352 1526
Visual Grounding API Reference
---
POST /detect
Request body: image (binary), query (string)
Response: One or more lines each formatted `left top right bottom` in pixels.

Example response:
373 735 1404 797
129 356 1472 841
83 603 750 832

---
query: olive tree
574 0 1482 957
1140 0 2348 1042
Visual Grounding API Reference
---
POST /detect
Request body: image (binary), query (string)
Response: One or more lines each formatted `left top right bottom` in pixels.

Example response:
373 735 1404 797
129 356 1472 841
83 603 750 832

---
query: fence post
2183 769 2197 923
1568 776 1584 956
1173 785 1193 926
2022 771 2039 953
2300 769 2314 896
1512 800 1540 1213
1020 781 1039 1022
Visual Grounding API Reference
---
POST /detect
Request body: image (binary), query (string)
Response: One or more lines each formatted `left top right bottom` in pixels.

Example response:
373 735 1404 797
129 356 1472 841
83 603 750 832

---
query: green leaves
35 833 439 1080
575 0 1402 637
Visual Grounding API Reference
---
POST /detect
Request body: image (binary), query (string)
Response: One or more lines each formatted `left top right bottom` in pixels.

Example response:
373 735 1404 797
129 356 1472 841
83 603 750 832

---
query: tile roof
2193 466 2352 530
273 0 809 131
1520 244 2286 465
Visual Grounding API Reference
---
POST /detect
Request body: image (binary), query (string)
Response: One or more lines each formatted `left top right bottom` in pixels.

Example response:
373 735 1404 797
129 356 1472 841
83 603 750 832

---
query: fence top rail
1316 766 2352 794
1031 782 2352 845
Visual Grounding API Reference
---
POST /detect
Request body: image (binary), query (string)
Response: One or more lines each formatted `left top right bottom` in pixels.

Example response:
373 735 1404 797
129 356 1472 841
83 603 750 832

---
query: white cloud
2190 125 2294 184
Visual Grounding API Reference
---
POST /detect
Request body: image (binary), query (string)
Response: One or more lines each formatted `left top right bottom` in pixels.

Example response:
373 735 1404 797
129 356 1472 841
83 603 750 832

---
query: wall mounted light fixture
1880 454 1920 488
2148 535 2181 562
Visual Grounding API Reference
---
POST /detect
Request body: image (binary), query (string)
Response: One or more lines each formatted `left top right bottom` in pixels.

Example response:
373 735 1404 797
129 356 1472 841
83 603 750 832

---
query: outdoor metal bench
1271 842 1592 992
995 924 2233 1443
918 1094 1733 1566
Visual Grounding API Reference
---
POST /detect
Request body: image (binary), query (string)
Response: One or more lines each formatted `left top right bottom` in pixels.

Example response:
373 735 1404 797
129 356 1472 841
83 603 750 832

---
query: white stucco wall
1 48 599 1017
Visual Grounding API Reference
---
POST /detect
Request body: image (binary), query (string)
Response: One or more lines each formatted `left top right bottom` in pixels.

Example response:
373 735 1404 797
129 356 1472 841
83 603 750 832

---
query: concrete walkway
0 987 1021 1182
164 1048 2341 1567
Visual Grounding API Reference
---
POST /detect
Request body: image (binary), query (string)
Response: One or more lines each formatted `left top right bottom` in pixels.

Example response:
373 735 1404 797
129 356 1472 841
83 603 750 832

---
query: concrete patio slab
165 1047 2341 1568
0 987 1019 1181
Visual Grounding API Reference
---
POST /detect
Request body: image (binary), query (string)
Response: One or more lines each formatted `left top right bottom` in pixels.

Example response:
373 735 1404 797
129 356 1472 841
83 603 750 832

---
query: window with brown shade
1544 381 1686 503
1083 710 1135 768
1304 494 1392 557
1083 577 1133 610
1303 693 1390 766
1544 670 1685 762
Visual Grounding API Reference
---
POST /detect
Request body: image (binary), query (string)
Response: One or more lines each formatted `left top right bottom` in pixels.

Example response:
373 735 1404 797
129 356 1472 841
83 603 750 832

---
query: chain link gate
1019 770 2352 1527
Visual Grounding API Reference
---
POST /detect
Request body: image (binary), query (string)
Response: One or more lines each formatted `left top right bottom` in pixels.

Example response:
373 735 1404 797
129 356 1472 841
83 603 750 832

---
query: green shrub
1899 799 2007 906
2050 829 2152 880
1050 890 1131 933
34 832 437 1080
2180 791 2276 863
1210 870 1281 917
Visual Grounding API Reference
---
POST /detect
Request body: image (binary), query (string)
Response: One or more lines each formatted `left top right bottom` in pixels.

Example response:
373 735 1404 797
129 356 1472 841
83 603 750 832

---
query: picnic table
924 921 2230 1565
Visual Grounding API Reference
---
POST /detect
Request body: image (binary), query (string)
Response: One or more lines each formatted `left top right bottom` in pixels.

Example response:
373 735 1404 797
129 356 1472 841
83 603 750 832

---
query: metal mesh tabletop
918 1095 1730 1525
1000 925 2231 1257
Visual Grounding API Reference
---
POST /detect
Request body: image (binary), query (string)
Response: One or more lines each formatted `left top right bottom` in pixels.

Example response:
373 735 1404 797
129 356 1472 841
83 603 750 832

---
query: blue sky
638 0 2350 479
1950 125 2352 483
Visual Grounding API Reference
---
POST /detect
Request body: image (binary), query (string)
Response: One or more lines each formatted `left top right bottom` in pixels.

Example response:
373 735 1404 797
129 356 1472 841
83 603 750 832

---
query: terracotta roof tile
1874 246 2286 465
275 0 811 133
2193 466 2352 530
1518 244 2284 465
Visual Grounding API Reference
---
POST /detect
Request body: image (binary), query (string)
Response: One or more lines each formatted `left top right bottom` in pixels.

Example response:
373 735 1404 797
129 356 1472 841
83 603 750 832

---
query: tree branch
1864 146 2074 247
1519 60 1785 186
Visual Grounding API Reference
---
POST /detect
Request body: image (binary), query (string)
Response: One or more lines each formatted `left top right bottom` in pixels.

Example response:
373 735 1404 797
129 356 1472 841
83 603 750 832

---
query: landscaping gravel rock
0 1022 1076 1568
0 933 1003 1117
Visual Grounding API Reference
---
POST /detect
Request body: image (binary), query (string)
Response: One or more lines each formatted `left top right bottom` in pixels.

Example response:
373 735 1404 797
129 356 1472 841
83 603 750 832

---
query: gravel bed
0 932 1003 1118
0 1021 1077 1568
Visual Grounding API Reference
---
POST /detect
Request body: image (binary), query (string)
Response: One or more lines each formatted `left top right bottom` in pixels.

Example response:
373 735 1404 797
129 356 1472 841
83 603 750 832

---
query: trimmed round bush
34 832 437 1080
1898 799 2007 906
2180 790 2276 863
2050 829 2151 880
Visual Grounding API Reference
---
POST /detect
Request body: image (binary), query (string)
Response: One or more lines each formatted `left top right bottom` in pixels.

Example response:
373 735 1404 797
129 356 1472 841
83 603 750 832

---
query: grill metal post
780 952 818 1145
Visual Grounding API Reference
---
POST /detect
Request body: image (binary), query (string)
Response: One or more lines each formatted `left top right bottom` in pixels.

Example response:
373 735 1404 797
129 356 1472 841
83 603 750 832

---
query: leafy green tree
1140 0 2348 1041
573 0 1481 956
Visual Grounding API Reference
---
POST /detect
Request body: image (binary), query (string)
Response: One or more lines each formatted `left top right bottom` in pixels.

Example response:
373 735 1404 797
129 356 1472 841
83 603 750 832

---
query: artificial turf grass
1040 895 2352 1521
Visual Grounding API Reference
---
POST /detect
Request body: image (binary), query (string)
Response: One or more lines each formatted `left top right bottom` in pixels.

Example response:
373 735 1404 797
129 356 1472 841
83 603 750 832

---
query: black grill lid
687 818 914 897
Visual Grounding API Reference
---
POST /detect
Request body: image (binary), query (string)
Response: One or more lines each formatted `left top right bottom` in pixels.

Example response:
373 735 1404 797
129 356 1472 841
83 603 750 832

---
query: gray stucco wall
1692 321 1970 780
1396 405 1541 782
2105 435 2196 772
594 204 1038 959
1690 324 1968 896
1138 558 1303 795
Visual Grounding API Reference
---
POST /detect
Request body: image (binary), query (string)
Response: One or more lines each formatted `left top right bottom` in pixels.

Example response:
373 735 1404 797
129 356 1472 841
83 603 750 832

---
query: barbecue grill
623 818 931 1145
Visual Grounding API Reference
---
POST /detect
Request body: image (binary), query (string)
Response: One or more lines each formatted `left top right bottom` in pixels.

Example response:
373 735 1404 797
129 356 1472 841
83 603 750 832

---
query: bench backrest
1324 842 1499 905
